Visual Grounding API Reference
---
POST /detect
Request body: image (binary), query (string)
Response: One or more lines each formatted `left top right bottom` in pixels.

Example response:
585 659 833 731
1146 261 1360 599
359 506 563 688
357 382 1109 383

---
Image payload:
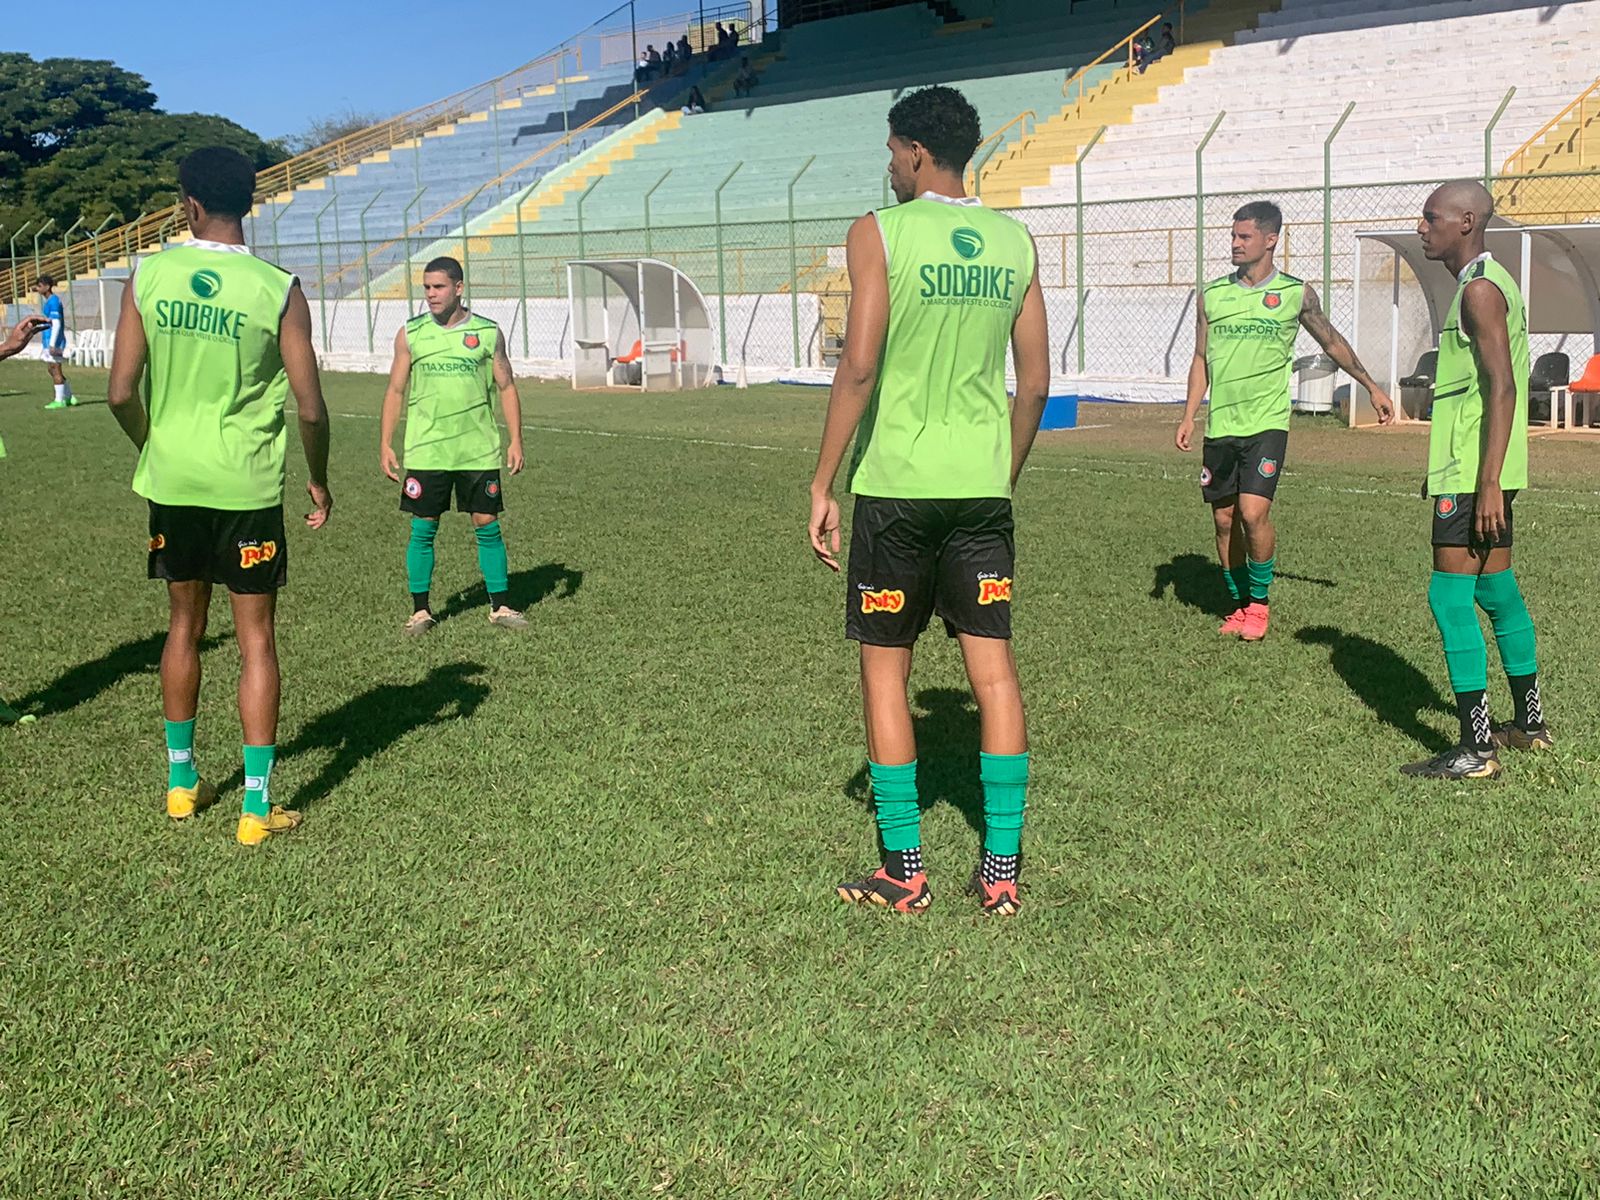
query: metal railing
1502 76 1600 178
1062 1 1184 114
967 109 1035 196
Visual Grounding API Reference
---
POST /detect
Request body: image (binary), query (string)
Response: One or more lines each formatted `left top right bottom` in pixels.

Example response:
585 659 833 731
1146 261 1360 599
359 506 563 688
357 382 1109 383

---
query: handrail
1062 1 1183 112
966 109 1036 193
1502 76 1600 176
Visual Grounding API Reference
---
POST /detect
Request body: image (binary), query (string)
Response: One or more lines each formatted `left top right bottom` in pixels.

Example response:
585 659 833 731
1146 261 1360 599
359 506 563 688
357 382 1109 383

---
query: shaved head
1418 180 1495 269
1427 180 1494 224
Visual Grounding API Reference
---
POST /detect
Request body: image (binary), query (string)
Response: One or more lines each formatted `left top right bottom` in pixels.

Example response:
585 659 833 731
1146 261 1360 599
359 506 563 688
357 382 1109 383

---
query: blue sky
7 1 676 141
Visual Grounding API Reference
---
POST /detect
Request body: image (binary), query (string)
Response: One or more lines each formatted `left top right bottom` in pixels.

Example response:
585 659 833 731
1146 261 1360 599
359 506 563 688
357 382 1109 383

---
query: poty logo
463 332 480 350
238 540 278 569
1436 495 1457 518
189 269 223 299
1262 292 1282 310
977 577 1013 605
859 588 906 614
951 227 985 260
404 476 423 499
1200 466 1213 487
1258 458 1279 478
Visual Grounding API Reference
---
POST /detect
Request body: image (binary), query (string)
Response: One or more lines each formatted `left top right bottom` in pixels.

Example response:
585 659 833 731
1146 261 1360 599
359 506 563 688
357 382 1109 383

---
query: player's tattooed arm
1300 284 1394 423
492 332 524 475
1176 304 1208 451
107 275 150 448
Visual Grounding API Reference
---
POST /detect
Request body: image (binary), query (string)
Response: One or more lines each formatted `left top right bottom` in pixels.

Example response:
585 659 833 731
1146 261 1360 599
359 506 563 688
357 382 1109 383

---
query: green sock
1226 563 1250 604
242 744 276 818
1247 556 1275 604
475 520 509 598
868 759 920 853
1475 568 1537 676
165 718 199 790
1429 570 1487 692
406 518 438 596
979 751 1029 857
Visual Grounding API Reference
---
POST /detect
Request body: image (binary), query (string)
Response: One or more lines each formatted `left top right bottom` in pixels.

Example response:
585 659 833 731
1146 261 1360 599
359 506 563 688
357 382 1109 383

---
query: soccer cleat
43 399 69 411
837 867 931 913
1490 721 1555 752
0 697 36 726
166 778 217 820
65 396 79 407
1218 607 1248 637
403 610 438 637
236 806 303 846
1399 745 1503 780
488 605 529 629
1239 602 1270 642
966 870 1021 917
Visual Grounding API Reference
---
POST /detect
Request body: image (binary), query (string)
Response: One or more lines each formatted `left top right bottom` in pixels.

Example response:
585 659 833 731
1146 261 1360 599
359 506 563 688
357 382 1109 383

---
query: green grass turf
2 360 1599 1197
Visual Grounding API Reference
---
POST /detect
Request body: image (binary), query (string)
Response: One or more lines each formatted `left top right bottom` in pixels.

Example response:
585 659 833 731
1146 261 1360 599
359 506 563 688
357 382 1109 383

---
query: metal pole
1484 86 1516 188
576 176 602 259
714 160 743 364
458 183 488 309
1323 101 1354 319
91 212 118 338
644 168 672 256
788 155 816 368
32 219 56 282
402 185 428 312
313 196 337 353
0 225 7 324
561 59 571 162
60 218 85 337
270 206 284 268
630 0 641 119
358 190 383 354
514 182 531 357
1075 126 1105 375
10 224 33 310
1194 111 1225 295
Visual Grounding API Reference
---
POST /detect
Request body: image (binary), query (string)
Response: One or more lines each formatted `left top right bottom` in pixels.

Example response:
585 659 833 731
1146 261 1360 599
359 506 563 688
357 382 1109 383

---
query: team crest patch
1258 458 1279 478
1200 466 1213 487
1263 292 1282 310
1436 495 1457 519
486 480 500 497
148 534 165 552
462 332 480 350
404 476 423 499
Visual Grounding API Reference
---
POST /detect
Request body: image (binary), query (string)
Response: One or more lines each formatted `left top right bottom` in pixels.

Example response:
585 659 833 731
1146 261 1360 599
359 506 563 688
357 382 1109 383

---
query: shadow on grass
221 662 491 810
438 562 584 623
1152 553 1338 618
844 686 985 846
15 631 227 718
1296 625 1452 753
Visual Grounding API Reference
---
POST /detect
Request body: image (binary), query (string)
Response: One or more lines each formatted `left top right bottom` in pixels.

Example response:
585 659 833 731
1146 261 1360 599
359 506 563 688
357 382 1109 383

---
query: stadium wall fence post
313 197 337 354
402 187 428 313
576 176 602 259
358 191 384 354
269 207 284 278
32 220 55 291
644 168 672 257
491 99 504 181
788 154 816 368
0 224 7 320
10 221 35 314
514 182 532 357
1483 87 1516 188
60 218 84 335
714 160 744 365
90 213 119 336
1075 126 1105 375
1194 111 1224 295
459 183 489 314
1322 101 1354 317
630 1 641 120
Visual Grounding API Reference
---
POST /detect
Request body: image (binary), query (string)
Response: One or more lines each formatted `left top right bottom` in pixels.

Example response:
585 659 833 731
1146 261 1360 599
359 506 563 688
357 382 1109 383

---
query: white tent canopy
1351 220 1600 426
567 258 716 391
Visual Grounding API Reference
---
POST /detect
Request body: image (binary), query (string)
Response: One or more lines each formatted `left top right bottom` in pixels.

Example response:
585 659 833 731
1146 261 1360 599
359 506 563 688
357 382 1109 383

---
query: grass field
3 358 1599 1198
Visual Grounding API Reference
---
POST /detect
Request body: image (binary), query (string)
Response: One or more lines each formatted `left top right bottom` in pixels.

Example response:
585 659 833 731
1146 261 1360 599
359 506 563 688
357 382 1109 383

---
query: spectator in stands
1158 23 1176 60
714 22 730 56
663 41 677 72
647 44 662 74
677 33 692 65
734 56 759 98
1133 33 1154 73
636 49 652 83
683 85 709 115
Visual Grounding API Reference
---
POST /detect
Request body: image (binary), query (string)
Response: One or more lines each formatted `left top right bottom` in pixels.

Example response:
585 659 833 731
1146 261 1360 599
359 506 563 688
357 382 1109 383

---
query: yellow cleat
236 806 303 846
166 779 218 819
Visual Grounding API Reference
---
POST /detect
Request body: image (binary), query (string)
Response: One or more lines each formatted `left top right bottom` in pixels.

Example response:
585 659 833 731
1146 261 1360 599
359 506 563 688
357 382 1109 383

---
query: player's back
848 198 1035 500
133 243 297 510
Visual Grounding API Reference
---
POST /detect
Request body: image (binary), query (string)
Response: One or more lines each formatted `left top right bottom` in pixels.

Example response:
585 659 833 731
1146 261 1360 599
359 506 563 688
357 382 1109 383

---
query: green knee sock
406 518 438 598
1247 556 1275 605
242 744 276 818
1429 570 1487 693
165 718 198 790
1223 563 1249 604
475 520 509 602
868 759 920 853
1475 568 1537 676
979 751 1029 857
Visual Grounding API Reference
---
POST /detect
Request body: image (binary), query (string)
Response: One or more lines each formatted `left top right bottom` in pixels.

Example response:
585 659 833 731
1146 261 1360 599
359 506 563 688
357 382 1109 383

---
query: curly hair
887 86 982 172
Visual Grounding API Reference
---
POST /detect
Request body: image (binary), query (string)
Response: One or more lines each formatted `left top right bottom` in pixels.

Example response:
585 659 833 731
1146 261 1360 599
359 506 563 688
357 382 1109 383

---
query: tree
0 53 157 190
284 106 388 155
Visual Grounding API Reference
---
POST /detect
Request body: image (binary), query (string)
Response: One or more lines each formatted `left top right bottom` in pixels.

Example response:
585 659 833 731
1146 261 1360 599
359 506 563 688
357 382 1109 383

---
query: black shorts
400 469 504 518
845 496 1015 646
1200 428 1289 503
148 503 287 594
1431 489 1516 549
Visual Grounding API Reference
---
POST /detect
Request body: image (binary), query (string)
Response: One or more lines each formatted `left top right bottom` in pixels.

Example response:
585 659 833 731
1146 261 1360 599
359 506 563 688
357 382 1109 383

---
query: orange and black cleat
837 867 931 913
967 871 1021 917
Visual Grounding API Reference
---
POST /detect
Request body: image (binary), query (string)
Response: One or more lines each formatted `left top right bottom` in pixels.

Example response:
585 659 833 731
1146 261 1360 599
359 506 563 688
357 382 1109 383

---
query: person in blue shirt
35 275 74 409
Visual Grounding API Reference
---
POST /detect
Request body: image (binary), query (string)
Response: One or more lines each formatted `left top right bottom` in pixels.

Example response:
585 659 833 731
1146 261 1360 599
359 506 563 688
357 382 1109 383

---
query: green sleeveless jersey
132 243 297 510
1202 270 1304 439
847 197 1035 499
403 312 502 471
1427 254 1528 495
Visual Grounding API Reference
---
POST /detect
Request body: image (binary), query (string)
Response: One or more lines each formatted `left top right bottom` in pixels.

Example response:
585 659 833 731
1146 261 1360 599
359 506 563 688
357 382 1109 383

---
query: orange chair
1571 353 1600 429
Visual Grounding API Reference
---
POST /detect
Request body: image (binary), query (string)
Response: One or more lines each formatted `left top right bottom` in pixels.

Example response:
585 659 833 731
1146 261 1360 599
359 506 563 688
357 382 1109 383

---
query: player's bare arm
1176 304 1208 451
280 283 333 528
380 327 411 481
1461 277 1516 543
809 212 890 571
107 279 150 448
1299 284 1395 425
1008 241 1049 490
492 333 524 475
0 316 48 359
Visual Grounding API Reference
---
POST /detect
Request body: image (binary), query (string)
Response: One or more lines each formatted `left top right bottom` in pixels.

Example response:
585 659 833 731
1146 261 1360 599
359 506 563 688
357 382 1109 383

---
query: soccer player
1176 201 1395 640
1 313 51 725
35 274 74 409
808 85 1050 917
1401 180 1550 779
380 256 527 634
107 146 333 844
